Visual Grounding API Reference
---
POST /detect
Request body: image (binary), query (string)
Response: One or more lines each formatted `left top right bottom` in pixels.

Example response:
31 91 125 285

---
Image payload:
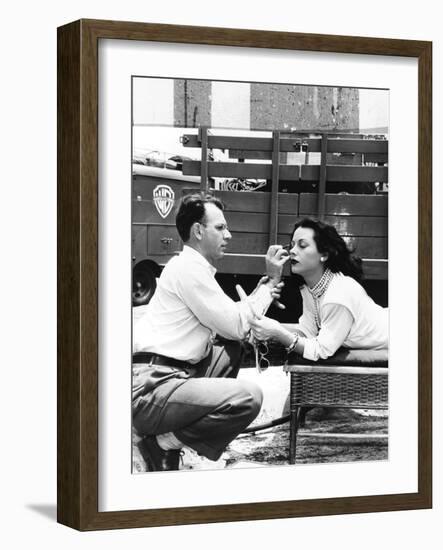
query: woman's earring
321 257 326 262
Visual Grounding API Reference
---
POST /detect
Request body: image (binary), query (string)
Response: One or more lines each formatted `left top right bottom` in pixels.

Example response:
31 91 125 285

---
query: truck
132 128 388 316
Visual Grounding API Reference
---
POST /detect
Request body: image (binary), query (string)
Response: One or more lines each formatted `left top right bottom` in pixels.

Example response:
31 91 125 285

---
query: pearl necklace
306 268 335 330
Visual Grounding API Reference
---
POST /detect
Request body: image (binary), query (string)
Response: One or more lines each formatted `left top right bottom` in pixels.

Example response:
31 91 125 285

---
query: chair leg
289 406 300 464
299 406 314 427
289 373 300 464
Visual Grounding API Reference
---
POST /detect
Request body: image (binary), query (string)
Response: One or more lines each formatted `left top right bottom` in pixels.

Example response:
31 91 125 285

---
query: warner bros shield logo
153 185 175 219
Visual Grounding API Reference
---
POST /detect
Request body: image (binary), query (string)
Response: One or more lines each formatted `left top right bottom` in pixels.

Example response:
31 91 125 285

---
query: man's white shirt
133 246 273 363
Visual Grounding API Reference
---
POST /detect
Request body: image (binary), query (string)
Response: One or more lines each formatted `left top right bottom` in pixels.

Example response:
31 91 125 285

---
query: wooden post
317 133 328 220
199 126 209 194
269 130 280 245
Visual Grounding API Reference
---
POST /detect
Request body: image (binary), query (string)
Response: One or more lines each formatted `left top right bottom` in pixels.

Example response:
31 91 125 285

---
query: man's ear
192 222 203 241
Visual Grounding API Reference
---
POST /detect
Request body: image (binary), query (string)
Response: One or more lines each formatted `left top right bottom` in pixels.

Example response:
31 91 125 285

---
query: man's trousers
132 341 263 461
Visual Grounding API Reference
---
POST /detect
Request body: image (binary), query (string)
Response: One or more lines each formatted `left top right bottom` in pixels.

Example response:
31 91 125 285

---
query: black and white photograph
131 76 390 474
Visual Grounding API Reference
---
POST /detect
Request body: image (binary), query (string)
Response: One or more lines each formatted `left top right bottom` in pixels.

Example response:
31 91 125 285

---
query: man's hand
265 245 289 283
255 275 286 310
235 283 263 320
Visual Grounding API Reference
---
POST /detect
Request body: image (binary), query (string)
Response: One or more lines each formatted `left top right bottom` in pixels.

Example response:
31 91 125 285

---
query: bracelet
285 334 299 354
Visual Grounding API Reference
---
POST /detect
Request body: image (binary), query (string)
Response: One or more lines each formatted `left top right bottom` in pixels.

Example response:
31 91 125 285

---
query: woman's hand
250 316 282 341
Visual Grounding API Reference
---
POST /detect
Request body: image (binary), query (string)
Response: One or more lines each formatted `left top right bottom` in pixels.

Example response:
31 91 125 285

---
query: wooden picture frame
57 19 432 530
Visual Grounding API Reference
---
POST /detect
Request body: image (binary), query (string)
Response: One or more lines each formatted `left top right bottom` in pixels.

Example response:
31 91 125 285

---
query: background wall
1 1 440 547
134 77 387 132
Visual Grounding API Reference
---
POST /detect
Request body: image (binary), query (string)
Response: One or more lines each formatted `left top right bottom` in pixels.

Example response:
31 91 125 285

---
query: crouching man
132 193 288 471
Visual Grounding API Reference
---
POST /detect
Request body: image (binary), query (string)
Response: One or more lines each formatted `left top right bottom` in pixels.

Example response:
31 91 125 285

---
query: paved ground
133 408 388 473
227 410 388 467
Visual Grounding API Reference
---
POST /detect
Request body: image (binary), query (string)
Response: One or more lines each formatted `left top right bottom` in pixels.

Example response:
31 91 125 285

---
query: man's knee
236 379 263 419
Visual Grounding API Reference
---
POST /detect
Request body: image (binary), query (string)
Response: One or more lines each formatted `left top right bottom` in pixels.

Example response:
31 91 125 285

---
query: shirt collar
182 245 217 276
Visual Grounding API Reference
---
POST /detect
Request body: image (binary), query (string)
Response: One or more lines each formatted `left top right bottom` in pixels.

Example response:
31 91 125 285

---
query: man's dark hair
175 193 224 242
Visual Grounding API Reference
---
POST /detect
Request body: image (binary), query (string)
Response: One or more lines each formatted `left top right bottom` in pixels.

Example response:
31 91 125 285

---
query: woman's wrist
285 333 299 354
275 326 295 347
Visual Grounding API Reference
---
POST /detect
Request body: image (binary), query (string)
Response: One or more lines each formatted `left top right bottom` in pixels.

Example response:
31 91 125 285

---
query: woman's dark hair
292 218 363 283
175 193 224 242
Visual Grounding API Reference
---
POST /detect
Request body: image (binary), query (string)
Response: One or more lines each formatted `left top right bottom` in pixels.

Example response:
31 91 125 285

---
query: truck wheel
132 262 157 306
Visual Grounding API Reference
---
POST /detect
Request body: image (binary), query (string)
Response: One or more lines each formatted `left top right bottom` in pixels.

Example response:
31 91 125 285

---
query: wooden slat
223 233 387 258
301 165 388 183
287 138 388 154
217 253 387 279
217 254 267 275
323 215 388 237
218 253 295 277
299 193 388 216
364 153 389 164
183 134 306 152
221 148 381 162
183 160 300 180
134 227 387 259
328 139 388 154
182 134 273 151
343 236 388 259
225 232 291 254
362 260 388 280
223 211 296 233
327 153 362 165
182 133 388 154
229 149 273 160
213 190 299 214
183 160 387 183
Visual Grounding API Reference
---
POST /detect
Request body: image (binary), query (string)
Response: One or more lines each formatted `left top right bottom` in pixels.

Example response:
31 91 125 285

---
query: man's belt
133 352 189 369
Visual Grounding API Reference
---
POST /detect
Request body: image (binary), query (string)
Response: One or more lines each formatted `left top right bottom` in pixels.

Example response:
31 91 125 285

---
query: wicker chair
283 348 388 464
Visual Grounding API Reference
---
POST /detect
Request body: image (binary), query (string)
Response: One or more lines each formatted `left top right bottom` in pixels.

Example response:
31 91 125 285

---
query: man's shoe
180 447 226 471
137 436 180 471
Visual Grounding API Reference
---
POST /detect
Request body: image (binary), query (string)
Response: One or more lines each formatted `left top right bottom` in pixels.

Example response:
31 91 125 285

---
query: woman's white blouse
295 273 389 361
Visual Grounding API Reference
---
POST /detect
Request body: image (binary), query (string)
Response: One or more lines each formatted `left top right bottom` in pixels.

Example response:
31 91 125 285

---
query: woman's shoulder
332 272 362 287
325 272 365 302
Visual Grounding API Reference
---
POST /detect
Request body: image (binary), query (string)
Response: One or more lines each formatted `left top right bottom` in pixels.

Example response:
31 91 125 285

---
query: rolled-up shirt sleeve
177 268 272 341
302 303 354 361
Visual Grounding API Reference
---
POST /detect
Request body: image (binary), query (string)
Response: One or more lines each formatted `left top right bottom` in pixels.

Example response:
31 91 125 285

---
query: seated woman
250 218 388 361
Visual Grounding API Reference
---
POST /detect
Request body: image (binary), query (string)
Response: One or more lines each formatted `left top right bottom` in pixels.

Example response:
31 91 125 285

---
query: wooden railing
182 129 388 280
